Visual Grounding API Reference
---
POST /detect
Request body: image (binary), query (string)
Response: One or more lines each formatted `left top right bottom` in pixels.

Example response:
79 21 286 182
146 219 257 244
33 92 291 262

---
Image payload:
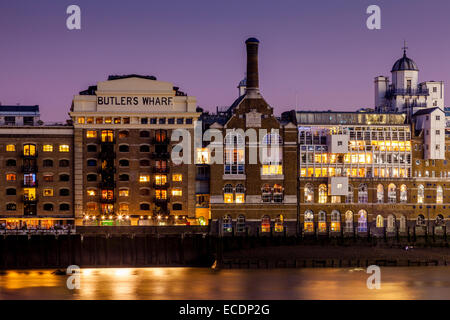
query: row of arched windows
222 214 285 233
6 203 70 211
304 183 444 204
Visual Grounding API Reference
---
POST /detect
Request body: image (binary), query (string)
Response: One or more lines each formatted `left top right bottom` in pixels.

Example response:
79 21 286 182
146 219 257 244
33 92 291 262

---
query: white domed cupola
390 44 419 91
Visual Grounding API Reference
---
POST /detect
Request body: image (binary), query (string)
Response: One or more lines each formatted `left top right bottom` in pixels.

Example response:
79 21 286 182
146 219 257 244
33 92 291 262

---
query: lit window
261 216 271 233
86 130 97 138
275 215 284 232
304 210 314 232
119 189 129 197
155 175 167 185
43 144 53 152
86 117 94 124
140 175 150 182
77 117 85 124
172 174 182 182
262 165 283 175
304 184 314 203
235 184 245 203
114 118 121 124
318 184 327 203
87 189 96 196
119 203 129 213
196 148 210 164
23 144 36 156
101 189 114 200
43 188 53 196
6 173 16 181
6 144 15 152
437 185 443 204
59 145 70 152
104 117 112 124
224 184 234 203
417 184 424 204
155 189 167 199
172 188 182 196
101 130 114 142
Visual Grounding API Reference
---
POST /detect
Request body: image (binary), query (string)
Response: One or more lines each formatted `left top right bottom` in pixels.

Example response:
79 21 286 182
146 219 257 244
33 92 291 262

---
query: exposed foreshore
2 227 450 269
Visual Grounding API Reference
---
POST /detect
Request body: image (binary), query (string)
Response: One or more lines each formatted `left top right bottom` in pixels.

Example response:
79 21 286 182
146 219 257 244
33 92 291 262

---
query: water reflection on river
1 267 450 300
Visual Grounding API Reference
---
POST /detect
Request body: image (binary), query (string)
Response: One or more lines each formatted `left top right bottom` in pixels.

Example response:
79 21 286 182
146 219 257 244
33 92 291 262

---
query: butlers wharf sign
97 96 174 106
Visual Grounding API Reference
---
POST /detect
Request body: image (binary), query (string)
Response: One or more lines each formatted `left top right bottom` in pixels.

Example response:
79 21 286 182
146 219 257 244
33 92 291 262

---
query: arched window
318 184 327 204
261 184 272 203
87 159 97 167
59 203 70 211
273 184 284 203
6 188 16 196
275 215 284 233
23 144 36 156
59 159 70 167
59 174 70 182
172 203 182 211
388 184 396 203
43 203 54 211
87 174 97 182
139 131 150 138
358 184 368 203
345 210 353 231
118 130 129 139
235 184 245 203
376 215 384 228
376 184 384 203
436 185 443 204
304 184 314 203
43 159 53 167
261 215 271 233
304 210 314 232
119 145 129 152
436 214 444 226
119 174 129 181
223 184 234 203
357 210 367 232
139 188 150 196
6 159 16 166
6 203 16 211
140 159 150 167
400 215 407 232
416 214 425 226
87 145 97 153
387 215 396 231
223 215 232 233
318 211 327 232
346 185 354 203
400 184 407 203
59 188 70 196
119 159 129 167
331 210 340 232
140 145 150 153
140 203 150 211
417 184 424 204
236 215 246 233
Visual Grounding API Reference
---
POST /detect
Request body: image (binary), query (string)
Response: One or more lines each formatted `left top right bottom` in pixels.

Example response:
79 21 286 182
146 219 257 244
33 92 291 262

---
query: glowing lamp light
157 215 161 220
140 216 144 219
118 215 123 220
125 215 129 220
175 215 178 220
109 215 113 219
84 215 89 220
101 216 105 220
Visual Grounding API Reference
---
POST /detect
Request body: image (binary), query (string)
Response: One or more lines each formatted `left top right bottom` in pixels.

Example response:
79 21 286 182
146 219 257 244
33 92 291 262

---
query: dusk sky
1 0 450 121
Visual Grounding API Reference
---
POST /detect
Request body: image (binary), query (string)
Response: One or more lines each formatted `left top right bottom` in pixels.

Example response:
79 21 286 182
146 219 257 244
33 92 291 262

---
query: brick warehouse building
0 38 449 236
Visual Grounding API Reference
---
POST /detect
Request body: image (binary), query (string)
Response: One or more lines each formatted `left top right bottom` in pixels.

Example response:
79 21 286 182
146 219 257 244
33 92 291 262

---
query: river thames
1 267 450 300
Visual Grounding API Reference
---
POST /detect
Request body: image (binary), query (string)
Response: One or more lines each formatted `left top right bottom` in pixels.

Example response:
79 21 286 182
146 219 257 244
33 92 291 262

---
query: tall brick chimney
245 37 260 98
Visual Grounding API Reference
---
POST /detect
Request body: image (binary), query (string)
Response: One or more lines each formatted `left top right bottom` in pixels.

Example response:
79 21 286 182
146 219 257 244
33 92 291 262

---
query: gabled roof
413 107 443 117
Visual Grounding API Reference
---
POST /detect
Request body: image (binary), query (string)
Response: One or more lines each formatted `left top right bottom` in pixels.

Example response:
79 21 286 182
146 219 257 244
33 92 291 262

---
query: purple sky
1 0 450 121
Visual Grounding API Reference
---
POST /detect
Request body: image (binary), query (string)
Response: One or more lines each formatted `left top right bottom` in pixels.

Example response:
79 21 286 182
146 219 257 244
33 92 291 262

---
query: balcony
153 167 170 174
386 88 429 97
150 152 170 160
21 165 38 173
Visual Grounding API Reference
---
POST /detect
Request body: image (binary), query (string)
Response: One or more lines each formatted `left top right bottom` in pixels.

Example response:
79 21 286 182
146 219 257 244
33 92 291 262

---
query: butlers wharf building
0 38 449 236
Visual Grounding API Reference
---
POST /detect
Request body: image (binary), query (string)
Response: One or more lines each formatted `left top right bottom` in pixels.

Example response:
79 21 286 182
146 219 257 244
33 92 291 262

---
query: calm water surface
1 267 450 300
